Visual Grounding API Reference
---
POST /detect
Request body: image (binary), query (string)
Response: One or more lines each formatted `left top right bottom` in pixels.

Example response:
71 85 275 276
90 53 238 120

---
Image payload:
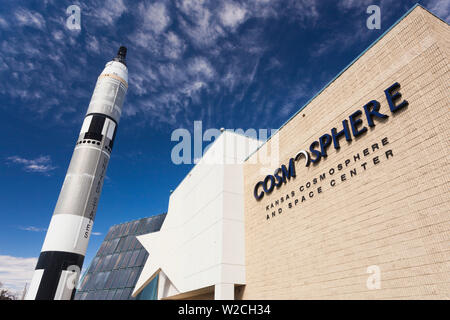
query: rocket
26 47 129 300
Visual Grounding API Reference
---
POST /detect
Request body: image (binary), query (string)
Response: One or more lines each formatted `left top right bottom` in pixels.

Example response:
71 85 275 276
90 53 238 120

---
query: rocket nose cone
114 46 127 66
118 46 127 59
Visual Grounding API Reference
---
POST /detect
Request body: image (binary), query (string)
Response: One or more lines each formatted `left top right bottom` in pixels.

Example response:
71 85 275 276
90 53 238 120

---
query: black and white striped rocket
26 47 129 300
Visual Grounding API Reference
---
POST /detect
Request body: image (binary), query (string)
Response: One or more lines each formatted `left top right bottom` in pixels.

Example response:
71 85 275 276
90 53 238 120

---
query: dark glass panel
106 289 116 300
128 250 139 267
135 249 148 267
101 255 111 272
109 237 120 254
121 288 132 300
88 256 99 273
113 252 124 270
120 251 132 268
126 268 139 288
107 253 119 271
114 289 123 300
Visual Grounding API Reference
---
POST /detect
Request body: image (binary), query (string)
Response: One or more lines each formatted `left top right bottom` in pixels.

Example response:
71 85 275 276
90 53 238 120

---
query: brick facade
242 6 449 299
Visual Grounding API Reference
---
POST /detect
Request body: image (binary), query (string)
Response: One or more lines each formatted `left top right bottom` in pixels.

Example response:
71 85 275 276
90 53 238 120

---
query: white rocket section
133 131 263 300
87 60 128 123
41 214 93 255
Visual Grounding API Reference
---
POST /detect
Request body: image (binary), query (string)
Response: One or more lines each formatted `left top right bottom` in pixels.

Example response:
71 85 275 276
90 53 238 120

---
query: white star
132 225 184 296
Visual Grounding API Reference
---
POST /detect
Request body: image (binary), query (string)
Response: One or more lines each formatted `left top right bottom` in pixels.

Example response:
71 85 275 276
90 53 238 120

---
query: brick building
242 4 449 299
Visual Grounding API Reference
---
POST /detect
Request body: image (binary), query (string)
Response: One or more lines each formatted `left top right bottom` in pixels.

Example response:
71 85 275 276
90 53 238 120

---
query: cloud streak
6 155 57 174
19 226 47 232
0 255 37 295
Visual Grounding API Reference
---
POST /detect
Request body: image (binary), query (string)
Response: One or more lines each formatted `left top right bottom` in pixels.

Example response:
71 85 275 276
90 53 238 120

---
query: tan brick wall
242 6 450 300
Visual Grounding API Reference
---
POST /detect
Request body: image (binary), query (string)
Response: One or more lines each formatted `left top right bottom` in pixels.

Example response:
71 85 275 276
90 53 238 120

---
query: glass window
143 217 154 233
120 222 127 234
97 242 106 256
137 274 159 300
130 236 139 251
112 270 124 288
94 256 105 273
123 236 133 251
78 274 90 291
135 249 148 267
109 238 120 254
111 225 119 238
115 224 123 237
131 236 139 251
104 270 116 289
103 241 112 256
84 274 94 291
118 269 132 288
88 256 99 273
134 238 143 251
129 250 140 267
101 255 111 272
107 253 119 270
92 272 101 290
130 221 139 234
126 268 140 288
116 237 126 252
86 291 95 300
120 251 132 268
113 252 124 270
122 222 130 236
121 288 132 300
104 227 112 241
112 270 123 289
137 219 147 234
98 290 108 300
99 271 111 290
127 237 135 251
106 289 116 300
93 291 101 300
121 236 130 251
114 289 124 300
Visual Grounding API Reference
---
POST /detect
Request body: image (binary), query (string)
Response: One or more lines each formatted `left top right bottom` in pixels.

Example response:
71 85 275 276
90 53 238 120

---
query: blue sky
0 0 448 293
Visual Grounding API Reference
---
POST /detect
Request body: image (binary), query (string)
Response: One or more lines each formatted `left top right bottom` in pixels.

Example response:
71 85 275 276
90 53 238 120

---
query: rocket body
26 48 128 300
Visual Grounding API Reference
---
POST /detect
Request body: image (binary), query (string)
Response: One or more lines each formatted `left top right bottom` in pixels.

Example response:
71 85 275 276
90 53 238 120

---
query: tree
0 282 17 300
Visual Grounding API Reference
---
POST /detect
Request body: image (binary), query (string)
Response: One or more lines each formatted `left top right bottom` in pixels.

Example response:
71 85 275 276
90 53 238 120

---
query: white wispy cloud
91 232 102 236
140 1 171 34
338 0 374 11
6 155 57 174
219 1 247 29
0 16 8 28
164 31 186 59
1 0 323 129
19 226 47 232
0 255 37 295
426 0 450 22
88 0 127 26
51 30 64 42
86 34 100 54
188 56 215 79
14 8 46 30
176 0 225 48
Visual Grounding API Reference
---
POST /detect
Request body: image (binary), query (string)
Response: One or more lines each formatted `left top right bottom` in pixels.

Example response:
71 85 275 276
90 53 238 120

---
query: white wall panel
134 132 262 299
